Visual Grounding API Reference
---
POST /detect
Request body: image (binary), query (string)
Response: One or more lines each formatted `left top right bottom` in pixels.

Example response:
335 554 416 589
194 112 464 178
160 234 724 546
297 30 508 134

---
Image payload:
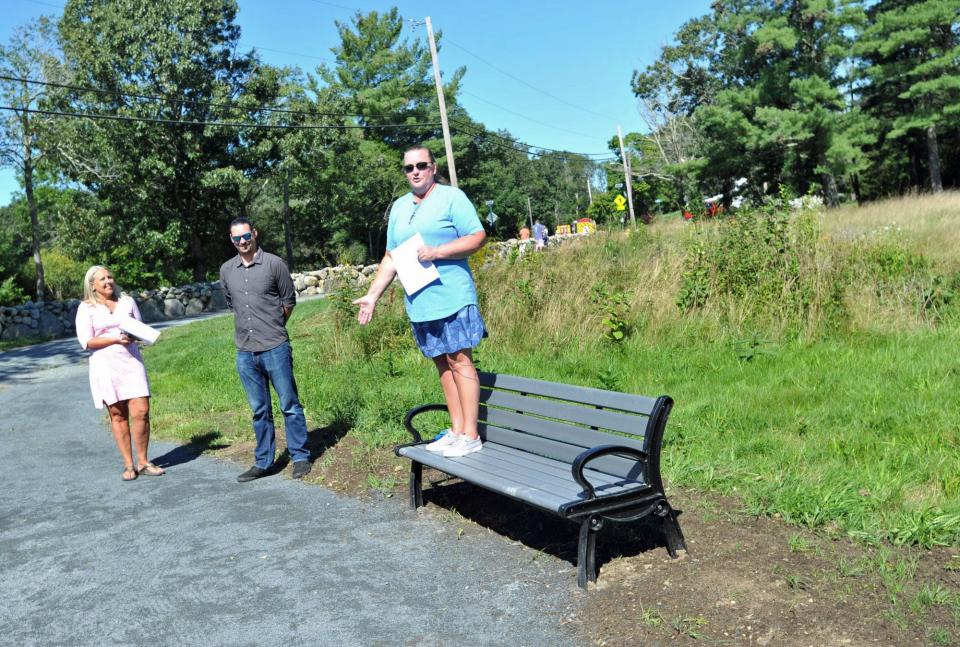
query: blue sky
0 0 713 206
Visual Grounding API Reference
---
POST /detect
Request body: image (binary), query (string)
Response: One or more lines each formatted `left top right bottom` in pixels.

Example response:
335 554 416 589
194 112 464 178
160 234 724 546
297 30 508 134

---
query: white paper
391 232 440 295
118 316 161 345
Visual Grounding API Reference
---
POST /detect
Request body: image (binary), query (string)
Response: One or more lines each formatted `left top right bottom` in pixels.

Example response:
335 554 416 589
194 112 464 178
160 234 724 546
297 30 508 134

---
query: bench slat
480 389 645 435
399 443 645 512
479 372 657 415
473 443 633 491
480 423 647 481
480 406 647 452
477 444 646 497
400 445 570 510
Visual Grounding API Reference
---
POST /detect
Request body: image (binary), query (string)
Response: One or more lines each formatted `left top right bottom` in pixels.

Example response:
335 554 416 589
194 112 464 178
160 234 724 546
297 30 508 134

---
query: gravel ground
0 323 584 647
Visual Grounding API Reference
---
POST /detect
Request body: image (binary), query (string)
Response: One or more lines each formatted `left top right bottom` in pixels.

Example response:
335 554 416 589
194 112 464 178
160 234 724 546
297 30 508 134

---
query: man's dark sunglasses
231 232 253 244
403 161 431 173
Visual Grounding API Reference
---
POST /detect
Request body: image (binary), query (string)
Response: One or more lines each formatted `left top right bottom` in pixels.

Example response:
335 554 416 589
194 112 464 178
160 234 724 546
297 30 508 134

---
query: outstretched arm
353 253 398 325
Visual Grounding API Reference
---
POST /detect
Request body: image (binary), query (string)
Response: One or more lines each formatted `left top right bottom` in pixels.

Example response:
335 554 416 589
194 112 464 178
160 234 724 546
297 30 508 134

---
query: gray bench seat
395 371 686 589
399 442 648 512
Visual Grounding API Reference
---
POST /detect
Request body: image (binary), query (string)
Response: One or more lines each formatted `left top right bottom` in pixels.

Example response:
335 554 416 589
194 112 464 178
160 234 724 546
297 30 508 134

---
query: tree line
0 0 603 304
629 0 959 210
1 0 955 306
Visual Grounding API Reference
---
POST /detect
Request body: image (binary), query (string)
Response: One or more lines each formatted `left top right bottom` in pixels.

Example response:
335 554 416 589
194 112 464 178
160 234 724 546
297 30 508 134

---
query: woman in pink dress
75 265 164 481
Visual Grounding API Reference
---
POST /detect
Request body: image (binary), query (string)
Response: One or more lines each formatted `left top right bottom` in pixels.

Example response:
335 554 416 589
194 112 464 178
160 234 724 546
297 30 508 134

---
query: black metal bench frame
394 371 687 589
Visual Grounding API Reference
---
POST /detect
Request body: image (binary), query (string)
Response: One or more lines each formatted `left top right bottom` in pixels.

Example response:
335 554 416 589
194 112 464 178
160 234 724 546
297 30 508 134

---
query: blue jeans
235 341 309 468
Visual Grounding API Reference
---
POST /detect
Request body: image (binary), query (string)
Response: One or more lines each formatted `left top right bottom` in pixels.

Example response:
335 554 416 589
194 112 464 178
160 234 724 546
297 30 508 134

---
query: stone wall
0 233 587 342
0 265 375 342
482 232 586 260
292 264 378 297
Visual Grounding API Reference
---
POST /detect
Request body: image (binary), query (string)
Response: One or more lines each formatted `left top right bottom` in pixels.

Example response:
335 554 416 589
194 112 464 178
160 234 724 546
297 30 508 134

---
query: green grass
145 296 960 548
144 196 960 549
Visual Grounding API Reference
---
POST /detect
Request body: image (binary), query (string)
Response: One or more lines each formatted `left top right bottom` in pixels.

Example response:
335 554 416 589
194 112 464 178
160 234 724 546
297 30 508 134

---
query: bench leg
661 508 687 558
409 461 423 510
577 516 602 589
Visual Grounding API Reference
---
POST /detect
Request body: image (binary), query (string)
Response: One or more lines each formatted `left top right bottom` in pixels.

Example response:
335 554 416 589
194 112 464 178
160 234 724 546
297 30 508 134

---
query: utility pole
617 125 636 227
526 196 534 229
424 17 457 187
586 175 593 205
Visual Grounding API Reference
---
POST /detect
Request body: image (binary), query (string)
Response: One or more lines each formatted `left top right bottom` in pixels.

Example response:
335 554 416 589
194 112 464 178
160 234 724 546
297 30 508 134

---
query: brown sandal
137 462 165 476
122 466 138 481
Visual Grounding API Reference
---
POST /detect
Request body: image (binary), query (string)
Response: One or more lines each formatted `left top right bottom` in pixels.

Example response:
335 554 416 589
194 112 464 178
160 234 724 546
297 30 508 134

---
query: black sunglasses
402 161 432 173
231 232 253 244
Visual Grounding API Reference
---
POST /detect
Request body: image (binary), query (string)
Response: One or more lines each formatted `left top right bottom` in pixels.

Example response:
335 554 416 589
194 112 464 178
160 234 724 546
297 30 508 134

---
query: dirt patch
200 436 960 647
579 488 960 646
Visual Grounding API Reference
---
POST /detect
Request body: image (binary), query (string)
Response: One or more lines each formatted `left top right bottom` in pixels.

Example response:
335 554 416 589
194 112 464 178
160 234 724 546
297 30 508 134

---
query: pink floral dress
75 296 151 409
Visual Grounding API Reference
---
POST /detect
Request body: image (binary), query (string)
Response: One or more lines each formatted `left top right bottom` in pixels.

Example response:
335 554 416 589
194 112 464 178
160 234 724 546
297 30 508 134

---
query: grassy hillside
146 192 960 547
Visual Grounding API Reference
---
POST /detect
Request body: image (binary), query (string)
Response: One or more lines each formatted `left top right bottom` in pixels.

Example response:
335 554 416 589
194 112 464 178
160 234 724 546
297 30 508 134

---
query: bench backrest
478 372 672 489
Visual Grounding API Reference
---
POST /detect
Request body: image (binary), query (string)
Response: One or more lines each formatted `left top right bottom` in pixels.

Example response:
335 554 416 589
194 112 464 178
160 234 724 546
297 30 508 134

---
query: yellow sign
575 220 596 234
614 194 627 211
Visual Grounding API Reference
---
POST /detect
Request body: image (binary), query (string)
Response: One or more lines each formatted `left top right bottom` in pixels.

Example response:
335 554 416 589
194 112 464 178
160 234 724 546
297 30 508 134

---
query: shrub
0 276 27 306
20 248 86 301
336 241 368 266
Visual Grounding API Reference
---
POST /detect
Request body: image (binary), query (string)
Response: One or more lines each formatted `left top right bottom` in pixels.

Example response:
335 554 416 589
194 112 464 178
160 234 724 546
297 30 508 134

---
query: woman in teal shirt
355 145 488 458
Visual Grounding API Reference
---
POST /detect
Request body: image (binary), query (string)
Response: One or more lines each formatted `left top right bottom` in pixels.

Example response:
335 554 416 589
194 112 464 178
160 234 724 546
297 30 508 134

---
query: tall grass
146 194 960 547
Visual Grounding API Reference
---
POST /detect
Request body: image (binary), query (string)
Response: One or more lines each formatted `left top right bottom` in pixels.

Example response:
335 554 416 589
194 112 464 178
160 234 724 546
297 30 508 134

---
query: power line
238 41 335 64
3 74 615 161
0 73 355 120
10 1 619 161
0 103 613 164
442 36 620 124
304 0 357 11
450 118 614 160
451 121 616 164
0 105 442 130
459 90 606 145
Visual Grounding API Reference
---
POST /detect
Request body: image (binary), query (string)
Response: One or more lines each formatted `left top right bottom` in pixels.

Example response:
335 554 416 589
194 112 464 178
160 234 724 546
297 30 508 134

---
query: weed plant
146 192 960 548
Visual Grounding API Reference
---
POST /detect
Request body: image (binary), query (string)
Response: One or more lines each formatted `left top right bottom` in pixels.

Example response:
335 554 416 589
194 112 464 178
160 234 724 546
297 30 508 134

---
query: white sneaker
424 430 457 452
442 436 482 458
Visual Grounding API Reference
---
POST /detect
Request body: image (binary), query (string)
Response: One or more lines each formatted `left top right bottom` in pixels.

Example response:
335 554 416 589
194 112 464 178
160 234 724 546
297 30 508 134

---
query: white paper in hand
391 232 440 295
118 316 161 345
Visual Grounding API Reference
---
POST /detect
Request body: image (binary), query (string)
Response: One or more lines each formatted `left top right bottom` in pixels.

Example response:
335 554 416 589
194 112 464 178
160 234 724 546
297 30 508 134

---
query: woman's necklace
98 296 116 313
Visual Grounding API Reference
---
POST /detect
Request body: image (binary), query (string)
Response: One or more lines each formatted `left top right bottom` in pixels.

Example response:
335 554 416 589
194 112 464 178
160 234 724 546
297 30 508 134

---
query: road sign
614 194 627 211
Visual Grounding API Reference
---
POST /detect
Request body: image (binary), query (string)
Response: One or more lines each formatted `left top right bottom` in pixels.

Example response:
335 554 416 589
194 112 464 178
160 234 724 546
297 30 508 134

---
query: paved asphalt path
0 317 584 647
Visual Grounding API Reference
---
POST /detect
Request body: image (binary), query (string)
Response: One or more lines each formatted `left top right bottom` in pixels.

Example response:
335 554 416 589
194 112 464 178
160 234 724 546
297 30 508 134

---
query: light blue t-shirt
386 184 484 323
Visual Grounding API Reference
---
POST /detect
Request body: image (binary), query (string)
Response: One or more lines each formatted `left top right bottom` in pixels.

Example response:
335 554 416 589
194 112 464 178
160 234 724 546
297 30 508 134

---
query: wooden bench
394 371 687 589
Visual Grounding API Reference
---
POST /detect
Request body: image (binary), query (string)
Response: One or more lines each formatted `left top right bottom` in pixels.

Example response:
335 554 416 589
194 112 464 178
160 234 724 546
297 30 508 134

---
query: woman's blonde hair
82 265 120 305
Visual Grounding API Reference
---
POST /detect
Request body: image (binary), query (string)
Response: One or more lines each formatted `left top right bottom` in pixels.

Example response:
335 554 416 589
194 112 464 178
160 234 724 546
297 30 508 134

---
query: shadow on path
423 477 674 578
152 431 230 469
0 337 87 385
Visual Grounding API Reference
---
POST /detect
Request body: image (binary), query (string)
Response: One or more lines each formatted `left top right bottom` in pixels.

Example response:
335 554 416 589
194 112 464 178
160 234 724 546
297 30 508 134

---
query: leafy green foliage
19 248 84 301
57 0 282 281
855 0 960 193
590 282 631 343
632 0 959 203
677 205 847 334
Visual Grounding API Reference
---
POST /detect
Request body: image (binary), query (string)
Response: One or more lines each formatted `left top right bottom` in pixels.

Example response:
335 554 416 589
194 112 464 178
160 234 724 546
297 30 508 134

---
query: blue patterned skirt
411 304 488 358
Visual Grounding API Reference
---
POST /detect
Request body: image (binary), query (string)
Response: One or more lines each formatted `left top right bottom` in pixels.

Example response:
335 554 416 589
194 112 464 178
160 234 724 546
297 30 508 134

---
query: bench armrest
571 444 648 500
402 404 449 444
